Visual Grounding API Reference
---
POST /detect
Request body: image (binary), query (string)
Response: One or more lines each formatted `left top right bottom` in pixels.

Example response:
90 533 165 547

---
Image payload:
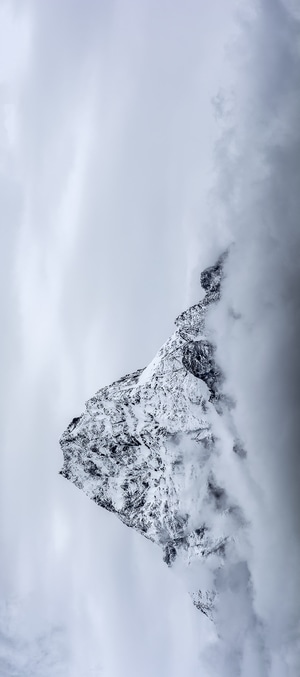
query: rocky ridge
60 253 243 616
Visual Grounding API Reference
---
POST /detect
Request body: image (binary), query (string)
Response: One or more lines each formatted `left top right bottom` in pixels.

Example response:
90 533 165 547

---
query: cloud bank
198 1 300 674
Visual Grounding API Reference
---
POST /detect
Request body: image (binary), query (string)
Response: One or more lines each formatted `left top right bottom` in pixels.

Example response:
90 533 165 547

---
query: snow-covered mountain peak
59 252 242 616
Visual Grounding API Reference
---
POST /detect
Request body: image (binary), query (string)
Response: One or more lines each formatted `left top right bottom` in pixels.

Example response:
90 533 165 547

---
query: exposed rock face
60 252 242 616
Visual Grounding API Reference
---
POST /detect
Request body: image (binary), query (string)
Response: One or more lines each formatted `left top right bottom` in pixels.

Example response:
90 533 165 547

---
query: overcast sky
1 0 300 675
0 2 236 675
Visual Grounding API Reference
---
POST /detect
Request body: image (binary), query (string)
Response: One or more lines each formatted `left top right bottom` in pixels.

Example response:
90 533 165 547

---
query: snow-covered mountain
60 254 245 617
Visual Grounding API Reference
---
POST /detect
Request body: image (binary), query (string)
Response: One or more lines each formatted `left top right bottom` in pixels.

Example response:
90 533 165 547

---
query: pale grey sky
0 1 236 675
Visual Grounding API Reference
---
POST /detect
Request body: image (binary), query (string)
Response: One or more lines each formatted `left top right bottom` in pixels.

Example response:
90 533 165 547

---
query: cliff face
60 253 243 616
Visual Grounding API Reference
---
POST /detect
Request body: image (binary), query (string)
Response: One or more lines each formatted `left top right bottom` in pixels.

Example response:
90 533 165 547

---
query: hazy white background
1 0 300 675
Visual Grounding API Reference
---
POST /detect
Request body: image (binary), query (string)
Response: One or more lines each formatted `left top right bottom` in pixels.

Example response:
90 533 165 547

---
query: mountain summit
60 253 244 616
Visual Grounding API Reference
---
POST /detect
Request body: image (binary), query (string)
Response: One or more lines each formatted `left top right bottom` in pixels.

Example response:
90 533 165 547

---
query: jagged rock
59 252 242 617
182 339 224 399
